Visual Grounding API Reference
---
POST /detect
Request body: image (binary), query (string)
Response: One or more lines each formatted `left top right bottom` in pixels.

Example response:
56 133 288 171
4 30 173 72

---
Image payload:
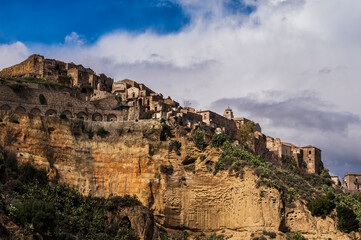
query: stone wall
0 100 130 121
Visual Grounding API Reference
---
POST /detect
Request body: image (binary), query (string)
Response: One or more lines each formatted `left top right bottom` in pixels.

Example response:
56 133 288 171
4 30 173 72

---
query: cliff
0 110 355 239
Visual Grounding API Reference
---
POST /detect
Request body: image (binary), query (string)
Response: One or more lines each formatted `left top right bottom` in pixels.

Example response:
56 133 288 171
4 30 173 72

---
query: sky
1 0 361 178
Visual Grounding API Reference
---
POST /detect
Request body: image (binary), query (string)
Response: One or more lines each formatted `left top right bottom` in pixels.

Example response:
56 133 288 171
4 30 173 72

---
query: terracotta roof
345 173 361 176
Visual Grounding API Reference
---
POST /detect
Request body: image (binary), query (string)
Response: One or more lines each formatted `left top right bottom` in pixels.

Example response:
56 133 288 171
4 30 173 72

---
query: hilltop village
0 54 357 193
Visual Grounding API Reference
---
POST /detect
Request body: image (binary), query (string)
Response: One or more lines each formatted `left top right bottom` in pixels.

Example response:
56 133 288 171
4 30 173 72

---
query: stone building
0 54 113 92
342 173 361 193
302 145 323 174
223 107 234 120
196 110 238 138
111 79 179 119
264 138 323 174
266 138 293 159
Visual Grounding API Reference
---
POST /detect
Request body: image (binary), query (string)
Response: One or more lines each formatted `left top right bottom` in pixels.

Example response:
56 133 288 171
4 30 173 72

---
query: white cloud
0 42 29 69
2 0 361 177
64 32 85 45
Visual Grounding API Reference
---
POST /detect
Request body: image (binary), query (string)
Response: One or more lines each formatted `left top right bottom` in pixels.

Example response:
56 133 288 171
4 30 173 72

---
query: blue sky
0 0 254 44
0 0 361 178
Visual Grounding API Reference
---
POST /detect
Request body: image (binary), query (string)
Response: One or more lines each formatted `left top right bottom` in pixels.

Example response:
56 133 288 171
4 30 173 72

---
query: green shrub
336 206 359 233
169 141 182 152
320 168 330 177
306 196 335 217
16 198 57 234
59 113 67 120
39 94 46 105
96 127 110 138
193 129 206 150
87 129 94 139
207 234 224 240
262 230 276 239
287 232 306 240
199 154 206 161
211 132 229 148
160 118 166 124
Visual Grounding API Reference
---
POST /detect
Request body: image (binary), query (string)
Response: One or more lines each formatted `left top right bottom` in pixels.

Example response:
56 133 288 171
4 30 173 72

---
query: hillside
0 108 359 239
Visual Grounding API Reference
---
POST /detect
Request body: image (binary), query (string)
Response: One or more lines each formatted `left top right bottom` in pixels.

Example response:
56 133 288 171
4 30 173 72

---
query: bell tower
223 106 234 120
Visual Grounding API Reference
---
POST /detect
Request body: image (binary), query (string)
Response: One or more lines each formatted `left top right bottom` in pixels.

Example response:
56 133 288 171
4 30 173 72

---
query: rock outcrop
0 111 354 239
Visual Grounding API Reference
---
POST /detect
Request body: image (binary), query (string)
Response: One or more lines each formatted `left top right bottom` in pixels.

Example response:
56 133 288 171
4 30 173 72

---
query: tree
193 129 206 150
238 121 256 148
16 199 57 234
336 206 359 233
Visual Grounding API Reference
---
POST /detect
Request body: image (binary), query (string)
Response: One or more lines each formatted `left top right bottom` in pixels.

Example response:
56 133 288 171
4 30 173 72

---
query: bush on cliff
96 127 110 138
211 132 229 149
306 195 335 217
287 231 306 240
193 129 206 150
336 206 359 233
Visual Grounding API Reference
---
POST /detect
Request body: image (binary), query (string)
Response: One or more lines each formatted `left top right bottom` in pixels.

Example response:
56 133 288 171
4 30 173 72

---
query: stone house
342 173 361 193
196 110 238 138
111 79 179 119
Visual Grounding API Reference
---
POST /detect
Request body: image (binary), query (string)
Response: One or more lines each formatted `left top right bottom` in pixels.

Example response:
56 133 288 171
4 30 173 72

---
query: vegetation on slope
209 127 361 234
0 147 141 239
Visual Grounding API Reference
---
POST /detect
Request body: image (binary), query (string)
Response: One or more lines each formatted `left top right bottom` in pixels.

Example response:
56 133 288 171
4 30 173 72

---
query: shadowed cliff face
0 111 355 239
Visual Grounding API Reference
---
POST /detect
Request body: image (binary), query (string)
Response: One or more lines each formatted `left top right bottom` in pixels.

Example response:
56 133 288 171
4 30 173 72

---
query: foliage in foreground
0 148 141 239
307 185 361 233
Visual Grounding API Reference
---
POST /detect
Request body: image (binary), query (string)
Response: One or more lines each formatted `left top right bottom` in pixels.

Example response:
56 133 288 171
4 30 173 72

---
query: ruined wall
0 54 44 78
0 55 114 92
0 111 353 239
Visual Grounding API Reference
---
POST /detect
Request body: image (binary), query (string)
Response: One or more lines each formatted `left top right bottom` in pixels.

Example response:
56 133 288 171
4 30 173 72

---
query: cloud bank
1 0 360 177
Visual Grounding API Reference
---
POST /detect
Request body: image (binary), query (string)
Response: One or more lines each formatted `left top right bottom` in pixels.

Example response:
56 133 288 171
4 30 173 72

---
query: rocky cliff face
0 111 354 239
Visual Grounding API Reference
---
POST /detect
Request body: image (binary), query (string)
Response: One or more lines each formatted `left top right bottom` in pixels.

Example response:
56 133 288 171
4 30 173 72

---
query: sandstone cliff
0 111 355 239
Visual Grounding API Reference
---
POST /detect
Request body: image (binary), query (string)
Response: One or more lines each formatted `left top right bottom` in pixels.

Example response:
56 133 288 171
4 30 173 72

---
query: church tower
223 106 234 120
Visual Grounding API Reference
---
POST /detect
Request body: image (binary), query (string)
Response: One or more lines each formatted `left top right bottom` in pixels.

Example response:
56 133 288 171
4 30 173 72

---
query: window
309 158 312 163
309 151 312 154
